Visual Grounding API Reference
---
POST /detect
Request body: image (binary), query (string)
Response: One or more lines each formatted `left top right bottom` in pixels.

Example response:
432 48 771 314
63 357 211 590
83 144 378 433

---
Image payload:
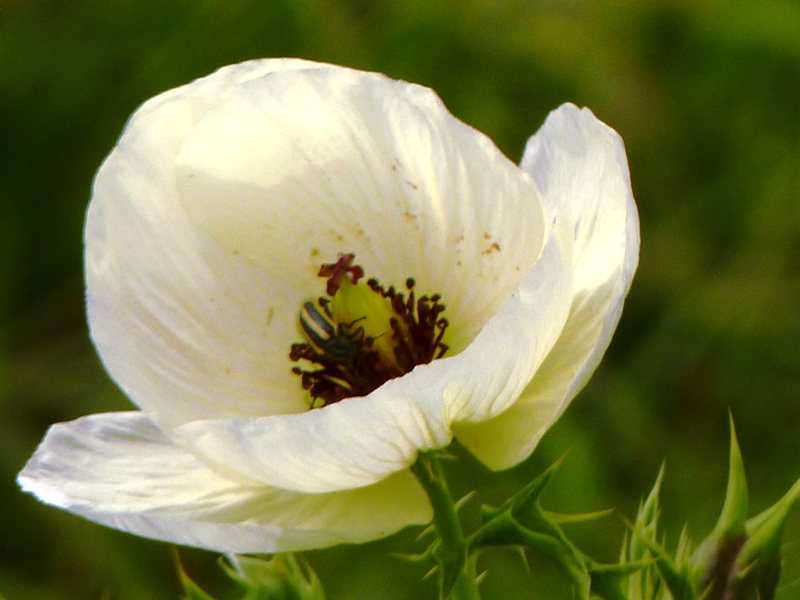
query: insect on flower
299 299 367 363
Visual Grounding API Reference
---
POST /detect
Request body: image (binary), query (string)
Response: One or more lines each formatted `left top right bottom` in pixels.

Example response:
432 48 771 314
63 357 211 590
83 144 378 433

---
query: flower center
290 253 449 408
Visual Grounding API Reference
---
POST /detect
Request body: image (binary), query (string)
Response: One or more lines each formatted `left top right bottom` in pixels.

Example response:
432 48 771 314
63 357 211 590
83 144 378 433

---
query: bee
299 299 365 363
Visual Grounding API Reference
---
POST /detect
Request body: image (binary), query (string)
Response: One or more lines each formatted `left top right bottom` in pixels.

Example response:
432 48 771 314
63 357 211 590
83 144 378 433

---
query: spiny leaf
691 416 749 600
735 476 800 600
633 530 697 600
713 415 749 541
481 454 566 523
222 554 326 600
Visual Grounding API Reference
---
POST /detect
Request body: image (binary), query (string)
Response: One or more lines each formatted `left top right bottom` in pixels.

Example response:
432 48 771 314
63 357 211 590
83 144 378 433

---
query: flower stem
412 451 481 600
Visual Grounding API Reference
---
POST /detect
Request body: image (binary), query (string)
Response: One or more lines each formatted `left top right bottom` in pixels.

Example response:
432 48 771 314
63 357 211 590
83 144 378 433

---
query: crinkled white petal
454 104 640 469
178 380 450 494
174 62 547 354
87 59 548 433
87 69 316 427
17 412 431 552
177 214 573 494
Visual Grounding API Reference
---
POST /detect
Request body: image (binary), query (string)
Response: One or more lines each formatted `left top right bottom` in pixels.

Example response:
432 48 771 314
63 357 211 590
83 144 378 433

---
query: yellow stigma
330 278 401 369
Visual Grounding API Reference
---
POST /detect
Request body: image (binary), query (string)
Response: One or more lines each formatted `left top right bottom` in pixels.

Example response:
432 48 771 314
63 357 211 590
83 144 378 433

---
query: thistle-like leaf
630 464 665 563
590 560 654 600
481 454 565 524
471 475 592 599
690 417 749 600
221 554 326 600
734 476 800 600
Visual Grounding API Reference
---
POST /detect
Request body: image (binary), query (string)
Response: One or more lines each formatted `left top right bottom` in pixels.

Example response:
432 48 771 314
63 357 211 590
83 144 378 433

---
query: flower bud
179 554 326 600
674 416 800 600
734 477 800 600
224 554 326 600
691 417 749 600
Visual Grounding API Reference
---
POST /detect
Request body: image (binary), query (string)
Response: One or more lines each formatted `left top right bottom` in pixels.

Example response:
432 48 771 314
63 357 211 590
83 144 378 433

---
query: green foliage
179 555 326 600
615 419 800 600
439 420 800 600
411 452 479 600
469 456 651 600
201 444 798 600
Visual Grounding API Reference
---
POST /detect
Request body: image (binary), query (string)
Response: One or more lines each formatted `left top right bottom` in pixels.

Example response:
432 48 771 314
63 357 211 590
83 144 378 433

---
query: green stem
448 560 481 600
412 451 481 600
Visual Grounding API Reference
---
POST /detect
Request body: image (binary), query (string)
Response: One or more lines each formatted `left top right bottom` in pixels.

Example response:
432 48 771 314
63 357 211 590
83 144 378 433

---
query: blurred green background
1 0 799 598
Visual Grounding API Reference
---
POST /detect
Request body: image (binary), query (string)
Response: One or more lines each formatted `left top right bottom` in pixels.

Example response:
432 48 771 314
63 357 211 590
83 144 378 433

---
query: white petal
174 63 548 355
17 412 431 552
177 214 573 494
178 383 450 493
87 60 548 431
454 104 640 469
86 62 325 427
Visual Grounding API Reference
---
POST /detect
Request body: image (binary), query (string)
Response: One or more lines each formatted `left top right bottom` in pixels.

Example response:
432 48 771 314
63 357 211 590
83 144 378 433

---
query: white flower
18 59 639 553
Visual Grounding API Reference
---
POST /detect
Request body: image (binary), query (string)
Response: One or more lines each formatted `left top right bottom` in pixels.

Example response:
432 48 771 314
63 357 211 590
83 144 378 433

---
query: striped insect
299 299 366 363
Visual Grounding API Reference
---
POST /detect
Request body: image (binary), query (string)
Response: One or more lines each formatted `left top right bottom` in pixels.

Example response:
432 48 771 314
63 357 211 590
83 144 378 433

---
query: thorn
391 552 432 564
416 524 436 541
476 570 488 584
455 490 477 512
513 546 530 573
220 553 243 577
547 508 616 524
423 565 439 580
